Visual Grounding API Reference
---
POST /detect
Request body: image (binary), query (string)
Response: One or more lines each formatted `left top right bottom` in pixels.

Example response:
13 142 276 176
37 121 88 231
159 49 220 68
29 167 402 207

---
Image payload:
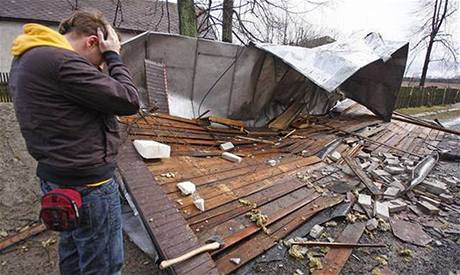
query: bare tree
412 0 458 87
222 0 233 42
194 0 329 44
178 0 198 37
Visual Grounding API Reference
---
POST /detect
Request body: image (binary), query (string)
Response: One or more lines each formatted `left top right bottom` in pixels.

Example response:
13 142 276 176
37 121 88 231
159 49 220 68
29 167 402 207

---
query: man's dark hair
59 9 109 38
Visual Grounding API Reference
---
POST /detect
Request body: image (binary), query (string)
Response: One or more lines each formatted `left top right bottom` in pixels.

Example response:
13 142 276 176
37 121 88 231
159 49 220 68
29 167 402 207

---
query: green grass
396 105 454 115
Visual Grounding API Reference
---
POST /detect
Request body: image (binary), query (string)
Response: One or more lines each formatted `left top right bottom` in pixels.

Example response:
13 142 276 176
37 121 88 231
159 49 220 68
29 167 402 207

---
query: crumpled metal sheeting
121 32 408 125
254 33 407 93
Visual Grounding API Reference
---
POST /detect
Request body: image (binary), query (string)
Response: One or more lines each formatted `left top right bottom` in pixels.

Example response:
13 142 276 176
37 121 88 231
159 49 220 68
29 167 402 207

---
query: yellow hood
11 23 74 56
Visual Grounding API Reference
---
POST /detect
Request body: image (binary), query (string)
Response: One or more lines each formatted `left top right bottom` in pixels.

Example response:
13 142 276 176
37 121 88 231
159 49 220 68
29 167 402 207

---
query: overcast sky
295 0 460 77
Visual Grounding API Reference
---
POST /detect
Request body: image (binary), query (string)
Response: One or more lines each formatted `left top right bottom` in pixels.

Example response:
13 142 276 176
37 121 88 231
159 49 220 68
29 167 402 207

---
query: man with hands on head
9 9 139 275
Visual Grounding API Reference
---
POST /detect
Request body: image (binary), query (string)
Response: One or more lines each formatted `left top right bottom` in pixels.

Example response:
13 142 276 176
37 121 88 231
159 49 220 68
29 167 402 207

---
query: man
9 9 139 274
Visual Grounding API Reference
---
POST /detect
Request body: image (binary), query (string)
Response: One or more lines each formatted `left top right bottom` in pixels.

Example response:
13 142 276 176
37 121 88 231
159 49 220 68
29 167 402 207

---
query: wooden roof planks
116 103 445 274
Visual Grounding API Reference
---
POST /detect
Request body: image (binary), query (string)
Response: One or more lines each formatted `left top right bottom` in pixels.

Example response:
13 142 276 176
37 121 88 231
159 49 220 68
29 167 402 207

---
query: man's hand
97 25 121 54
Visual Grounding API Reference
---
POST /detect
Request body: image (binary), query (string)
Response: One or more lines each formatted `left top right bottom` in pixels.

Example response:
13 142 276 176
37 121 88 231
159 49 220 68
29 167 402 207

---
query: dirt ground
1 102 459 274
0 103 41 232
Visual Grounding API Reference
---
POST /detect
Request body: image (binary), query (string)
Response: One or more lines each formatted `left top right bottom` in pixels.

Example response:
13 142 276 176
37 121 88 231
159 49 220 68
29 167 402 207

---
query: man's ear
86 35 99 49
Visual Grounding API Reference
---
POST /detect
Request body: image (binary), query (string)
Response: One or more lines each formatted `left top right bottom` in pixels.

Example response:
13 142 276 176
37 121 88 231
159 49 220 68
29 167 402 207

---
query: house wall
0 20 138 73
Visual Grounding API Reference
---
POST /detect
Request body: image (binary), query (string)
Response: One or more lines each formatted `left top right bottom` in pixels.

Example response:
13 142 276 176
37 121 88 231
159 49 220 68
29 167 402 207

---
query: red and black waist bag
40 189 82 231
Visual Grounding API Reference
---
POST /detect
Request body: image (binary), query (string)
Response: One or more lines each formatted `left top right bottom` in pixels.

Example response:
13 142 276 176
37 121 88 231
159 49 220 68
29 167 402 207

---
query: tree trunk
222 0 233 42
178 0 197 37
419 35 435 88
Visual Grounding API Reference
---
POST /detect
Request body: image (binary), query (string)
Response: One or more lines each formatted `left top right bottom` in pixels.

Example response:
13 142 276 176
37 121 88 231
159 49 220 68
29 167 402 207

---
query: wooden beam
214 195 344 274
311 222 366 275
211 192 321 255
0 223 46 251
343 156 382 196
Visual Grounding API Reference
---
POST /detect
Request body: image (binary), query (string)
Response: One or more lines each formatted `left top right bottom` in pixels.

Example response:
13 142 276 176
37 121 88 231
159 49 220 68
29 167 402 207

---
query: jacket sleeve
58 51 140 116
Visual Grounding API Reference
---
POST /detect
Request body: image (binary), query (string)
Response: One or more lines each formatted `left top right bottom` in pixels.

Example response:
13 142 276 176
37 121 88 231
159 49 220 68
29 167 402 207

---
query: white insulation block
133 140 171 159
176 181 196 195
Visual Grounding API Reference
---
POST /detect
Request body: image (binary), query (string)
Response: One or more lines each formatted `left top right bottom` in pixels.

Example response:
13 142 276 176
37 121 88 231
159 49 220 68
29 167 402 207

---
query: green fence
395 86 460 109
0 72 11 103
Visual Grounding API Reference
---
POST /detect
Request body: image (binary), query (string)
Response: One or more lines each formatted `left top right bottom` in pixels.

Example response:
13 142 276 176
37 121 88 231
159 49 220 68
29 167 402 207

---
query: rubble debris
160 172 176 178
222 152 242 163
390 218 432 246
399 248 412 258
193 198 205 211
374 201 390 220
41 237 56 248
238 199 257 208
219 142 235 151
371 267 383 275
358 193 372 208
366 218 379 231
324 221 337 227
328 181 354 194
312 222 365 275
246 209 269 234
374 255 388 266
309 224 325 239
419 195 441 207
329 151 342 162
176 181 196 195
408 205 424 216
357 152 371 159
389 179 405 191
192 193 205 211
440 193 454 204
294 268 305 275
307 251 323 272
343 156 381 195
384 166 405 175
417 201 440 215
288 244 308 259
382 153 396 159
371 169 391 178
419 180 448 195
384 158 400 166
360 161 371 169
346 212 367 223
382 199 407 213
230 258 241 265
133 139 171 159
377 218 391 232
383 187 400 199
344 137 359 144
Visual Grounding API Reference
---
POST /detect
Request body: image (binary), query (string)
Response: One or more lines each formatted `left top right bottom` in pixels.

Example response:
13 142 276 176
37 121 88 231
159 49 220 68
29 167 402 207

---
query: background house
0 0 215 72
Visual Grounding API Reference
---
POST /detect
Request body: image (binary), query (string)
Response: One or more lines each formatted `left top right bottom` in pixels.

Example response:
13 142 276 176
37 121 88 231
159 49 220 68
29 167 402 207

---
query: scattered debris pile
117 100 460 274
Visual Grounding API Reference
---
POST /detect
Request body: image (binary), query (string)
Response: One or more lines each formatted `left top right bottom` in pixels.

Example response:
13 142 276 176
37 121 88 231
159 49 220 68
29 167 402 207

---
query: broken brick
309 224 324 239
358 194 372 208
417 201 440 215
439 193 454 204
374 201 390 220
419 180 448 195
366 218 378 231
383 187 400 199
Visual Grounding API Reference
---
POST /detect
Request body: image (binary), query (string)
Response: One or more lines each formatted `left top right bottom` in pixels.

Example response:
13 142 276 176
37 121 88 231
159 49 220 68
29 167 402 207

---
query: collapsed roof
121 32 408 124
115 33 450 275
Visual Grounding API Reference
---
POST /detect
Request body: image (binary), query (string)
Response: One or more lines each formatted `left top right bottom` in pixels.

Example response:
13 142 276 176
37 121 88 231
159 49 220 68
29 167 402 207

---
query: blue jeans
40 178 124 275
